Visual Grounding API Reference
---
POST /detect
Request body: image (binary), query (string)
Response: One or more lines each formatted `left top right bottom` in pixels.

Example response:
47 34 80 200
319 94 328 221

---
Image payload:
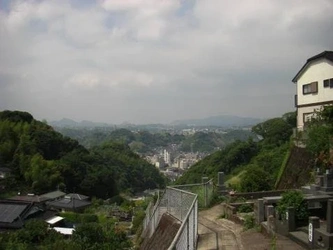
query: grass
226 170 246 190
274 145 292 189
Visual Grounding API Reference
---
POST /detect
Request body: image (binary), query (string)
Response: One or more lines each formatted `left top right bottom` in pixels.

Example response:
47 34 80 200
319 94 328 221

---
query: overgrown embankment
275 146 313 189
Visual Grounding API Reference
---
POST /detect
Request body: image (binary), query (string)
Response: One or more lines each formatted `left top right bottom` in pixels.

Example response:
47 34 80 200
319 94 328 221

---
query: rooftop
48 197 91 209
292 51 333 83
40 190 66 200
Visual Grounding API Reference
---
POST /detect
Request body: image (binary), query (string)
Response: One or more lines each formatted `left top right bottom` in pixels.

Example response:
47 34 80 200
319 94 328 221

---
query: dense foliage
304 105 333 169
175 112 296 192
0 219 131 250
0 110 166 197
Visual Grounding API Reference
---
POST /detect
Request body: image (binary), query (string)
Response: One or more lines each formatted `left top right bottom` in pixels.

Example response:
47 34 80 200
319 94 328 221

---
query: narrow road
197 204 243 250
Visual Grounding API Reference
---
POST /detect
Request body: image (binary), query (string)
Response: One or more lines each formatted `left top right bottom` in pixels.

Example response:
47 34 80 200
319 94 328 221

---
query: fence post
181 191 183 220
167 189 170 213
187 220 189 250
202 177 208 207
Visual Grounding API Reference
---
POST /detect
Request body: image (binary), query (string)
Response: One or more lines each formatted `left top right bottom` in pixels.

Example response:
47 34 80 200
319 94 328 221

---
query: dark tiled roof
0 200 33 228
65 193 89 200
292 51 333 83
0 204 27 223
9 195 48 203
48 198 91 209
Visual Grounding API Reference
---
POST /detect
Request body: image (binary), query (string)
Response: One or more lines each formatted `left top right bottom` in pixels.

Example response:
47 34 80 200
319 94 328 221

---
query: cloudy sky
0 0 332 124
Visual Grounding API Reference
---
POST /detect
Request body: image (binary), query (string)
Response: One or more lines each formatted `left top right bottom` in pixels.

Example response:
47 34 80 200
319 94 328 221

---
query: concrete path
197 204 306 250
197 204 242 250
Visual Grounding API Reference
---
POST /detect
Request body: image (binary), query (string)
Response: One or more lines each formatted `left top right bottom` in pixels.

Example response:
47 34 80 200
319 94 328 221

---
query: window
303 82 318 95
323 78 333 88
303 112 317 125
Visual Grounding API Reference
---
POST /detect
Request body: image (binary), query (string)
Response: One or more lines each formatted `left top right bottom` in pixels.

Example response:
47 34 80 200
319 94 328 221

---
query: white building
163 149 171 165
293 51 333 130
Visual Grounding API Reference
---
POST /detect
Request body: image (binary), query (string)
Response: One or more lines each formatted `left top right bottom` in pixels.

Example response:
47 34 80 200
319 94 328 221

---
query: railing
167 188 198 250
141 187 198 250
172 179 214 208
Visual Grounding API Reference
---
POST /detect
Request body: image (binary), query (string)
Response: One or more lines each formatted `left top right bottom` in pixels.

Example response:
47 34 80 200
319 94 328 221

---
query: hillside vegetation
55 126 255 153
0 110 165 198
175 112 296 192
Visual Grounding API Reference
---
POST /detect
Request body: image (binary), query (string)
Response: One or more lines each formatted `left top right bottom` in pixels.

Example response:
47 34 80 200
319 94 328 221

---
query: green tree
305 105 333 169
239 165 272 192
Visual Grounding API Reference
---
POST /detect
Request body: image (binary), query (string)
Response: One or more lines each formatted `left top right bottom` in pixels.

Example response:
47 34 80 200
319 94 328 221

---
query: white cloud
0 0 332 123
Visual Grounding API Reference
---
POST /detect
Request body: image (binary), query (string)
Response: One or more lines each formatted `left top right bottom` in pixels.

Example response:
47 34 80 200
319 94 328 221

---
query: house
292 51 333 130
47 193 91 212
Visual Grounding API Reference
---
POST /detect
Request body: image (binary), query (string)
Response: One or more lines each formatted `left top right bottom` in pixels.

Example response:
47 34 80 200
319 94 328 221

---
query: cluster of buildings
0 167 92 235
145 149 207 179
0 190 92 234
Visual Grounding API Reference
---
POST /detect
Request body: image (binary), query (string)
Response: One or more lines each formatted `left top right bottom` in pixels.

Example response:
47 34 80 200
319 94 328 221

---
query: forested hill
175 112 297 192
0 110 165 198
55 127 256 153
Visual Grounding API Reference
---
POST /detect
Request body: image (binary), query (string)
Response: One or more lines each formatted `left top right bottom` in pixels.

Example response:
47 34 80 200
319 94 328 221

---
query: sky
0 0 332 124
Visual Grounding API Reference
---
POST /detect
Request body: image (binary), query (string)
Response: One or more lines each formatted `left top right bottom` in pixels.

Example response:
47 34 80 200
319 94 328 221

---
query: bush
61 212 98 223
237 203 253 213
243 214 255 230
277 190 308 221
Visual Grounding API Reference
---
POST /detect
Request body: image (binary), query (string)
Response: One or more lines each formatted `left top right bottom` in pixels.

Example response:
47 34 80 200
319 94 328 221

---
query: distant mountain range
50 115 262 128
49 118 112 128
171 115 262 127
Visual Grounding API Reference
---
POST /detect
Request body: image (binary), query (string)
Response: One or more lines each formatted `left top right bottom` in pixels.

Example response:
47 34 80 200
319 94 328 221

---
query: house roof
53 227 74 235
292 51 333 83
0 204 27 223
0 200 33 224
48 197 91 209
46 216 64 225
40 190 66 200
65 193 89 200
9 194 48 203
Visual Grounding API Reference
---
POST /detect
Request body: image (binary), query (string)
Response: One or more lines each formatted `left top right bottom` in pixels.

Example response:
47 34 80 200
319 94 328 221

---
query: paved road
197 204 306 250
197 204 242 250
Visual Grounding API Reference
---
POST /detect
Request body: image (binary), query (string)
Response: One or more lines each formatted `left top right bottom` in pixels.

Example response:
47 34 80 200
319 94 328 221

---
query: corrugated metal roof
46 216 64 225
53 227 74 235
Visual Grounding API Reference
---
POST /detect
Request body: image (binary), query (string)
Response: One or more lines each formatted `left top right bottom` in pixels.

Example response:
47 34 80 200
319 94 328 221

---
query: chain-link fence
141 187 198 250
172 179 214 208
167 187 198 250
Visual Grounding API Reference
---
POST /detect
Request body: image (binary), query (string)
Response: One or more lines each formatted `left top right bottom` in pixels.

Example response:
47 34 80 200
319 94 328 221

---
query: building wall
296 59 333 129
297 104 323 130
297 59 333 106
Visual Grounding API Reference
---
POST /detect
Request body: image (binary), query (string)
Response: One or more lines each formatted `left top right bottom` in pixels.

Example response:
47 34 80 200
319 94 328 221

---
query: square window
324 79 329 88
303 82 318 95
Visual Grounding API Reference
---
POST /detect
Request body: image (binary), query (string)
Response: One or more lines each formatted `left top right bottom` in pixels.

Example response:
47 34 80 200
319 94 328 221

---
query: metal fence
141 187 198 250
167 187 198 250
172 179 214 208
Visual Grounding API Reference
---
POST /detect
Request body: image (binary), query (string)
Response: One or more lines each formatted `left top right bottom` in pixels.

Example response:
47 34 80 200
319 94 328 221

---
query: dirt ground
197 204 306 250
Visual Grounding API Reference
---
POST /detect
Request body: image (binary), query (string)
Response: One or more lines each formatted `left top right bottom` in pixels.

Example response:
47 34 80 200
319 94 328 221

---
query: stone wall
229 190 291 200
